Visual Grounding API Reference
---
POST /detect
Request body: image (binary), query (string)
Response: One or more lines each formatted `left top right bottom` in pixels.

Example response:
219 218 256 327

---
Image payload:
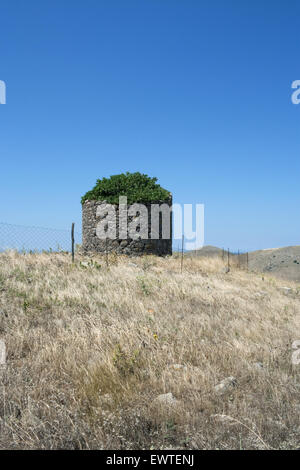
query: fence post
105 237 108 267
227 248 230 271
71 223 75 263
181 235 184 273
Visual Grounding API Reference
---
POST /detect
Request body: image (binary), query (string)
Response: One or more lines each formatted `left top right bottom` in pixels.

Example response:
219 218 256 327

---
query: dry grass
0 250 300 449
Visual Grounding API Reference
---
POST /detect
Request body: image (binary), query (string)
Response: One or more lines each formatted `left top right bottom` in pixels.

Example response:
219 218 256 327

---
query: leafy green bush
81 172 171 205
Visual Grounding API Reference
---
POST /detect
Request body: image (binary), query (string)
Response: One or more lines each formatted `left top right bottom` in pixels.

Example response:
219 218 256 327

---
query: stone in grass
254 362 264 370
279 287 293 296
168 364 201 374
153 392 179 408
99 394 114 406
210 414 235 424
0 340 6 367
169 364 188 371
221 267 230 274
254 291 268 298
80 261 89 268
214 376 237 395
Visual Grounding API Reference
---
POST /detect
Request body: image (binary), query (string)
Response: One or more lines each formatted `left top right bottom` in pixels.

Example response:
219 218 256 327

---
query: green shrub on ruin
81 172 171 205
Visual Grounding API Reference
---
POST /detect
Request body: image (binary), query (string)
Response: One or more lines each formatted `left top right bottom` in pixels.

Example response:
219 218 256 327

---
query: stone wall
82 198 172 256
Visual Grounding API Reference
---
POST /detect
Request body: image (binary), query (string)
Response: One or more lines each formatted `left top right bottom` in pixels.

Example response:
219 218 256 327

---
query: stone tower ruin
81 173 172 256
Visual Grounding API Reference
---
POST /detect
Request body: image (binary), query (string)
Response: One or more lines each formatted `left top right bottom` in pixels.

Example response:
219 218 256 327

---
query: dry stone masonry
82 198 172 256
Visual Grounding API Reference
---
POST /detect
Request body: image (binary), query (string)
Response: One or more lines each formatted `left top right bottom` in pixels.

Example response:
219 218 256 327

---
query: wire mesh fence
0 221 251 271
220 248 250 270
173 245 250 271
0 222 81 253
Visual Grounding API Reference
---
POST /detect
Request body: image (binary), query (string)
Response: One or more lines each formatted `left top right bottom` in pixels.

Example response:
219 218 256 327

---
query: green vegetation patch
81 172 171 205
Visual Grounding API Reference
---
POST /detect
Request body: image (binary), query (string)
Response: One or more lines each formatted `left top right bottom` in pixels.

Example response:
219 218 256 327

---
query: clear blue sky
0 0 299 251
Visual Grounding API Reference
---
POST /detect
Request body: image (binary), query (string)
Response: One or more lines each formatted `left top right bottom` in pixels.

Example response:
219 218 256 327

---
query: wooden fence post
181 235 184 273
71 223 75 263
105 237 108 267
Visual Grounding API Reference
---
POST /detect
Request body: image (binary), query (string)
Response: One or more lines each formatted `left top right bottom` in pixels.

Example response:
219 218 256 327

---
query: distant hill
248 246 300 282
185 245 224 257
186 245 300 282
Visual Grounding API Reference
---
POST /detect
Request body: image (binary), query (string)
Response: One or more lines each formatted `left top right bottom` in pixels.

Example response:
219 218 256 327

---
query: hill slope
186 245 224 257
188 245 300 282
0 251 300 449
248 246 300 282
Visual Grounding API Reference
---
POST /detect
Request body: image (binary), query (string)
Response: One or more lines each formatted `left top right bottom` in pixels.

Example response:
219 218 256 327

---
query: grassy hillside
187 245 300 282
0 251 300 449
248 246 300 282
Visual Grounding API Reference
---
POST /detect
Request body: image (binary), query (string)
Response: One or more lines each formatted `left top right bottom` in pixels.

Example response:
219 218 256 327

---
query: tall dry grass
0 250 300 449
